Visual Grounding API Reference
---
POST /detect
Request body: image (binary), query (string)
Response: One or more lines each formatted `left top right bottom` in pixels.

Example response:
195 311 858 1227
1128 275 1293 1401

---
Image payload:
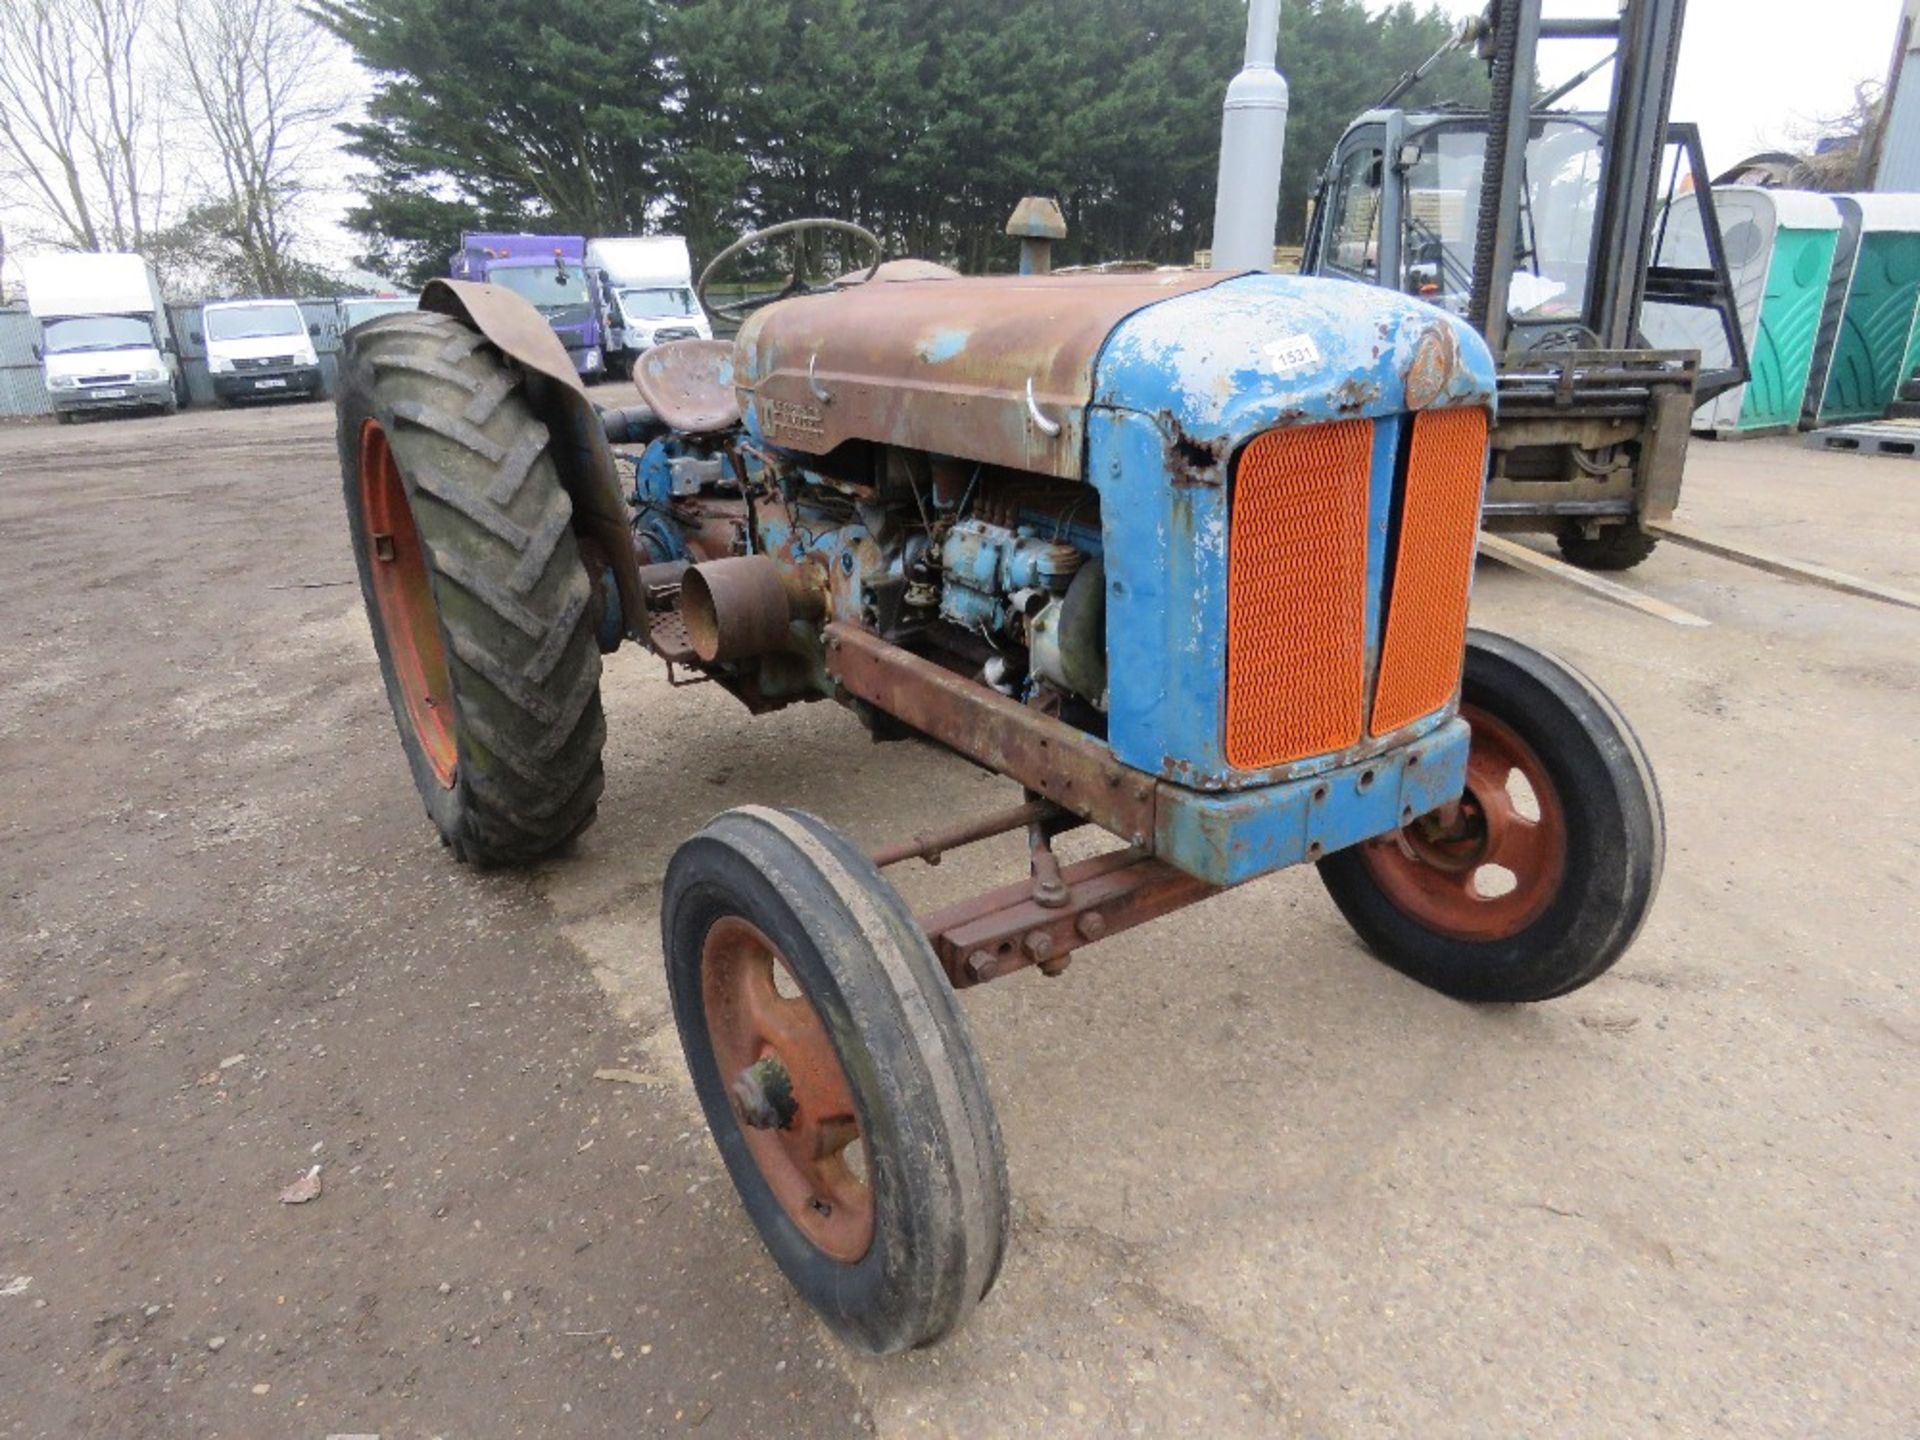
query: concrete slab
0 410 1913 1438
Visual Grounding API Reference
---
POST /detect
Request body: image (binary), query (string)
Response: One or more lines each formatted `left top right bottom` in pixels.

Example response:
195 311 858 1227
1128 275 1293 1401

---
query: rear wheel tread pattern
338 309 605 866
458 702 604 800
444 626 601 742
509 496 576 595
485 427 548 504
390 441 531 547
369 351 485 397
465 371 519 428
429 550 552 639
434 328 490 364
460 714 602 817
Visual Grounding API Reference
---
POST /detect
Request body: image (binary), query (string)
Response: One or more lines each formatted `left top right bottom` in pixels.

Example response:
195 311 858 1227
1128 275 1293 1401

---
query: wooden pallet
1804 420 1920 458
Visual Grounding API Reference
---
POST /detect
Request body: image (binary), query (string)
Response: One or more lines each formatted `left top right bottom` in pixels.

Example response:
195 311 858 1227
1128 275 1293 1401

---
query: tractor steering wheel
697 218 884 324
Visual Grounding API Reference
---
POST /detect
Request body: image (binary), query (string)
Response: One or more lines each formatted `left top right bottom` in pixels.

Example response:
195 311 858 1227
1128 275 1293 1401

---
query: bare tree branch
0 0 168 251
170 0 349 292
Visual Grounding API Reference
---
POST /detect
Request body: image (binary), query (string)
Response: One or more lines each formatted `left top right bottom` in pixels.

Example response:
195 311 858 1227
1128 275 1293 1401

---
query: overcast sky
1396 0 1902 177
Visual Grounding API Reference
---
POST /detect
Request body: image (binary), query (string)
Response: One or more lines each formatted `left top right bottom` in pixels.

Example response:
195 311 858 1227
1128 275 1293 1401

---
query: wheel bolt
729 1055 797 1131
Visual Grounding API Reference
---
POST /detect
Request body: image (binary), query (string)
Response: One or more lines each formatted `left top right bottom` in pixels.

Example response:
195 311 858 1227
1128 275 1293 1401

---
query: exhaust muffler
679 555 826 662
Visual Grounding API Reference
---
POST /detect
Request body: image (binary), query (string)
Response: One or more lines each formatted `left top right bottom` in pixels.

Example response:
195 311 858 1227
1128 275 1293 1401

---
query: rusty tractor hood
733 270 1495 480
733 270 1234 478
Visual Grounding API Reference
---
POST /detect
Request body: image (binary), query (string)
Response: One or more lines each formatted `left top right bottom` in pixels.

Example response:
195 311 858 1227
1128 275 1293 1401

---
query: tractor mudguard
420 278 645 635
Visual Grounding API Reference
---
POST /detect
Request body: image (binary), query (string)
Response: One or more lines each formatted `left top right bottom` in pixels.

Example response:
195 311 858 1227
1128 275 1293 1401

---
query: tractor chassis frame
826 622 1224 989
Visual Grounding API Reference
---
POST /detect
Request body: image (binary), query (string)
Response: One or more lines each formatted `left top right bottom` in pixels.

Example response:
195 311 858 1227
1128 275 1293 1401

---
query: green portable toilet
1696 189 1841 435
1804 193 1920 427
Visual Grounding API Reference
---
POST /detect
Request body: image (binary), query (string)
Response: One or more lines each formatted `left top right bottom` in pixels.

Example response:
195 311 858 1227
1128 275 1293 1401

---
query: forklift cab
1304 109 1747 404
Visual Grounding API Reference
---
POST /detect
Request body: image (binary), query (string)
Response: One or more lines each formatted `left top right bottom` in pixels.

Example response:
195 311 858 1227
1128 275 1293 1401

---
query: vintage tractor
335 218 1663 1353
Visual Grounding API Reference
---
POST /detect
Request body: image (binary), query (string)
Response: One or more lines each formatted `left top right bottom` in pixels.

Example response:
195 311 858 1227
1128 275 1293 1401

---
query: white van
21 253 182 423
196 299 323 404
586 237 711 377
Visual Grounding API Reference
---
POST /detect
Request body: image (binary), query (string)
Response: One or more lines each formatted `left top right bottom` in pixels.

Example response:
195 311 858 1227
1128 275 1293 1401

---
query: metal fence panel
0 307 39 364
0 364 53 419
166 302 216 407
0 308 53 419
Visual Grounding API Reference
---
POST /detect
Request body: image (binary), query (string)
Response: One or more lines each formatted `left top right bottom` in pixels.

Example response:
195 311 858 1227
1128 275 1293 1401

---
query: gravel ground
0 396 1914 1439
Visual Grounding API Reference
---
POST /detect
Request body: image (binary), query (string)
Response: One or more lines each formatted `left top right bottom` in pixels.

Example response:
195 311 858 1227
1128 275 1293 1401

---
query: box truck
194 298 324 404
452 234 602 378
585 236 711 377
337 294 420 332
21 253 183 422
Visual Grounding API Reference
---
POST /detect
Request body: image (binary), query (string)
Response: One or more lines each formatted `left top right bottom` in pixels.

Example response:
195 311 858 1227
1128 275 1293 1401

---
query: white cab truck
337 294 419 332
21 253 183 422
195 299 323 404
586 237 711 378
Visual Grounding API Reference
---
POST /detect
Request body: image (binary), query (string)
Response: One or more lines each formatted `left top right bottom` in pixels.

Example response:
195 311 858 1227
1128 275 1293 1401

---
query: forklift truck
1301 0 1747 570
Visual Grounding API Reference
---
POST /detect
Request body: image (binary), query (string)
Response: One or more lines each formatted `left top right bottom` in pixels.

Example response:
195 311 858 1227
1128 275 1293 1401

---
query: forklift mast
1479 0 1690 352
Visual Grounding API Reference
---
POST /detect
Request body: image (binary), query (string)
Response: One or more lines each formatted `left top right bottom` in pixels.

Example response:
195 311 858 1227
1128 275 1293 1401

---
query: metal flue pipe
1209 0 1289 271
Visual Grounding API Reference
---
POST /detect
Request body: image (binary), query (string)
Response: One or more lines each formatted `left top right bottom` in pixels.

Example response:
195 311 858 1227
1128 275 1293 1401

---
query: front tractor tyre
663 807 1010 1354
337 310 606 866
1318 630 1663 1002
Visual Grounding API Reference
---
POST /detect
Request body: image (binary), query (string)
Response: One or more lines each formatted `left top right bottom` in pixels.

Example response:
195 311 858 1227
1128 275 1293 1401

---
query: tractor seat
633 339 740 435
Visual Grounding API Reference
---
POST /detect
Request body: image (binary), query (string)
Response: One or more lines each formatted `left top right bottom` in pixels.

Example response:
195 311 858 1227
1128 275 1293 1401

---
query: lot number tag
1263 334 1321 374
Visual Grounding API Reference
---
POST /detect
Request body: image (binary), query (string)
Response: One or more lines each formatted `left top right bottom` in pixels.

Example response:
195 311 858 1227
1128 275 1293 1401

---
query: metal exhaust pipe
1209 0 1289 271
679 554 824 662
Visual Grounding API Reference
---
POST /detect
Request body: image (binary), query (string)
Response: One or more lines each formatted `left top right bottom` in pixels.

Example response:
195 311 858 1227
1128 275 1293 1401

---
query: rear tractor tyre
1318 630 1663 1002
663 807 1009 1354
1555 519 1659 571
337 309 606 866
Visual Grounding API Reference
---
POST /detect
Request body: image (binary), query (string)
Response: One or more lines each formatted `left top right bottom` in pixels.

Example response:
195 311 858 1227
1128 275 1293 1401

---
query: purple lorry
451 233 603 379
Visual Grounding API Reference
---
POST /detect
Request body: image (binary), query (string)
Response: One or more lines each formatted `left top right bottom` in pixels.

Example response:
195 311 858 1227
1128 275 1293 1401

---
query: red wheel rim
701 917 873 1262
357 419 457 788
1357 702 1567 941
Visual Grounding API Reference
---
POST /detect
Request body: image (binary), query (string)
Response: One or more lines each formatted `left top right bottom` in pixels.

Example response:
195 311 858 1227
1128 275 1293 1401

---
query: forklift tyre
663 807 1009 1354
1555 520 1659 571
338 310 606 866
1318 630 1663 1002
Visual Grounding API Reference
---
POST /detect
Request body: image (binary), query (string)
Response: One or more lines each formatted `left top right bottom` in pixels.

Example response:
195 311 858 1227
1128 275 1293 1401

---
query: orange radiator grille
1370 406 1490 737
1224 419 1373 769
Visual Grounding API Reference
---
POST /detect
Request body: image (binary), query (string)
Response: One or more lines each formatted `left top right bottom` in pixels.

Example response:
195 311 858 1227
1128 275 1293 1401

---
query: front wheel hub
1359 703 1569 941
701 916 873 1262
730 1055 797 1131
